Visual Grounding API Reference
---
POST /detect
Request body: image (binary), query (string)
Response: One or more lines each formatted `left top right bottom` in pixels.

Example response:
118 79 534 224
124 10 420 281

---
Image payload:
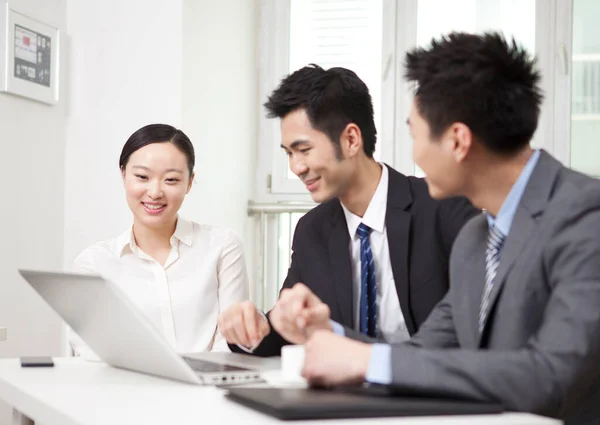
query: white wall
64 0 258 268
0 1 68 422
180 0 258 296
64 0 184 265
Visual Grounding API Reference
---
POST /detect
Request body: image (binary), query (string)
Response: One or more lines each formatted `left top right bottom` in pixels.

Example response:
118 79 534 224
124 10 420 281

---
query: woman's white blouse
70 217 249 357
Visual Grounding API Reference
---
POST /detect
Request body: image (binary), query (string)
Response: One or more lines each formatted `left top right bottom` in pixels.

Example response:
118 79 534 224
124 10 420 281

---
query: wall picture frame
0 2 60 105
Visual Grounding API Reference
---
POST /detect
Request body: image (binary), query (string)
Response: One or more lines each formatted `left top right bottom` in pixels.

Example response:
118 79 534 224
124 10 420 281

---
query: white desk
0 358 561 425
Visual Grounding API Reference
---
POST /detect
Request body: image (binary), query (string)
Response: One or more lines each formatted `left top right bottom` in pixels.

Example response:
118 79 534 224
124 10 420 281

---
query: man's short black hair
404 32 543 155
264 64 377 158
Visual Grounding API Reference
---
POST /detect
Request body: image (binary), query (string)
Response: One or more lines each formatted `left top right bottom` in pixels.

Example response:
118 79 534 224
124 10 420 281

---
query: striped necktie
479 224 506 333
357 223 376 337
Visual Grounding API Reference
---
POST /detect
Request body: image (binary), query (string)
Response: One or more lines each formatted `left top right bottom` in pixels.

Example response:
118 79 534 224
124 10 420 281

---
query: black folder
225 386 504 420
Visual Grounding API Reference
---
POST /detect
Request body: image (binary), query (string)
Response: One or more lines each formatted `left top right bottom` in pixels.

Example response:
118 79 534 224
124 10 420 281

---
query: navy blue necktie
357 223 376 337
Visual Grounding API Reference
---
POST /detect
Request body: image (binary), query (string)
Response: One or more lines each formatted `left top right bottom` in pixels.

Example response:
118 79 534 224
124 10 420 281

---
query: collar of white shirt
341 163 388 237
113 216 194 257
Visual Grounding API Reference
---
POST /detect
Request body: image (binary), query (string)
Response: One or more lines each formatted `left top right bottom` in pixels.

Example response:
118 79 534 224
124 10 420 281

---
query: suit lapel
328 204 354 328
476 150 562 345
387 209 413 333
385 166 416 334
462 218 488 347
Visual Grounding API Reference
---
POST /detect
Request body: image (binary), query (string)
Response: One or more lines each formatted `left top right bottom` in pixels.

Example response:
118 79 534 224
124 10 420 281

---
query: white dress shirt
70 217 249 358
341 164 410 343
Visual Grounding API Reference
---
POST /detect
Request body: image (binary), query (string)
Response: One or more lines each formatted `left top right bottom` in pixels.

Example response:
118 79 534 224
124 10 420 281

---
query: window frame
550 0 574 166
255 0 397 200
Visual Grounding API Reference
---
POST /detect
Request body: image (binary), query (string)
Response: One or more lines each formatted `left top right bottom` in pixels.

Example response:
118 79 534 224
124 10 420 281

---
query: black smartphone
20 356 54 367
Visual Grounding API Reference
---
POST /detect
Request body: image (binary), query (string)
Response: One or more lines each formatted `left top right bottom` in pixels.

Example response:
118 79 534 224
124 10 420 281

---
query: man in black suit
218 64 478 355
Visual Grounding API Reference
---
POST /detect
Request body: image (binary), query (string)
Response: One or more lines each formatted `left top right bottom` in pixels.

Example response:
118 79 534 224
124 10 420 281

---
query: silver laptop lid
19 269 201 384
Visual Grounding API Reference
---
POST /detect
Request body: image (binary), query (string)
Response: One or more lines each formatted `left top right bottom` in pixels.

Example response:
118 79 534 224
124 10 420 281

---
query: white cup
281 344 305 380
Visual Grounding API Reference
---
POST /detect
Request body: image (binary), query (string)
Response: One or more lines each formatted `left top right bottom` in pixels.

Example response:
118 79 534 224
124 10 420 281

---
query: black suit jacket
233 165 479 356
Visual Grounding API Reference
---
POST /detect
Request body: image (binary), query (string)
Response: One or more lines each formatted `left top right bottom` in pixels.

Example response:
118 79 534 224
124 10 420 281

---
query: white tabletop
0 358 561 425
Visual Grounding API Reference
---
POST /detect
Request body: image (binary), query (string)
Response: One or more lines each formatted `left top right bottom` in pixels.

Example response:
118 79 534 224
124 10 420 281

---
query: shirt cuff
330 320 345 336
365 343 392 385
236 309 269 353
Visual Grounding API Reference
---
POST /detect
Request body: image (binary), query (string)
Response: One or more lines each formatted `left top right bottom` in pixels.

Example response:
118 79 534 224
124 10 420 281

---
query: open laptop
226 387 505 420
19 269 279 385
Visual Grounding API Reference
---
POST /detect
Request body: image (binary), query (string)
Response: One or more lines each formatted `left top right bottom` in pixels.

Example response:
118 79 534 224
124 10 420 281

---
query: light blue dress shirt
485 150 541 234
365 150 541 385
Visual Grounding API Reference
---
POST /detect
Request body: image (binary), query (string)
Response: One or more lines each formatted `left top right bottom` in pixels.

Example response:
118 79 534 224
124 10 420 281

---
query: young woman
71 124 249 357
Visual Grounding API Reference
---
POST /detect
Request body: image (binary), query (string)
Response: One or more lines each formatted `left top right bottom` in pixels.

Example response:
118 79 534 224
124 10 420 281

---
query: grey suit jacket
366 151 600 424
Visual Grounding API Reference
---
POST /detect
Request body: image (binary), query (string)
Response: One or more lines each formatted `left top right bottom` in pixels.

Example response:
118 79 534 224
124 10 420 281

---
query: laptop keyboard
182 356 250 373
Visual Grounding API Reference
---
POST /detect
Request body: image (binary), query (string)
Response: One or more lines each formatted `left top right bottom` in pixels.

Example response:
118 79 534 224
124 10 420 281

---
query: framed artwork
0 2 60 105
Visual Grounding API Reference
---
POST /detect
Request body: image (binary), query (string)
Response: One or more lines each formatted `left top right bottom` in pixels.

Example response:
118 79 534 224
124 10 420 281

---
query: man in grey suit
271 32 600 424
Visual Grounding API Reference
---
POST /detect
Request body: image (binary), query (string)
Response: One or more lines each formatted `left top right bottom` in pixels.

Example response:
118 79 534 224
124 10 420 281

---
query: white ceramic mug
281 344 305 380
